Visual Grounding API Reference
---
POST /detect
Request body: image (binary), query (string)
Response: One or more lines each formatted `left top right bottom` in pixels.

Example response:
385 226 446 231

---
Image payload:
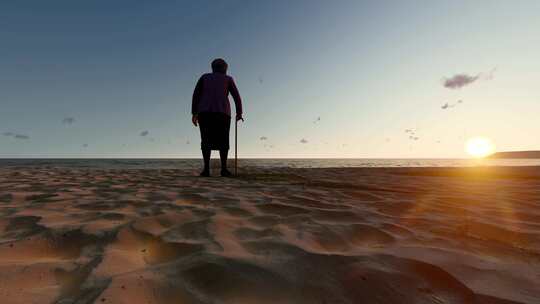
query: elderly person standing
191 58 243 177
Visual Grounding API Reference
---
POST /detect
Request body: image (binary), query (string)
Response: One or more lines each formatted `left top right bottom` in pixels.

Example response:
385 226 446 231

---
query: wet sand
0 165 539 303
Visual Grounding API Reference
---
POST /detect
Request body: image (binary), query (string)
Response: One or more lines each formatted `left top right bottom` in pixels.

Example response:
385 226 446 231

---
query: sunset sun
466 137 495 158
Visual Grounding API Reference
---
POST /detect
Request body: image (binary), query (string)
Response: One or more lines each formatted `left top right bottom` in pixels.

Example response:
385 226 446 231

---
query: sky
1 0 539 158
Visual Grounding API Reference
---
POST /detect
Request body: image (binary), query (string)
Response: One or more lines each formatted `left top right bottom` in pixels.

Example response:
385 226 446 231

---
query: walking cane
235 116 243 176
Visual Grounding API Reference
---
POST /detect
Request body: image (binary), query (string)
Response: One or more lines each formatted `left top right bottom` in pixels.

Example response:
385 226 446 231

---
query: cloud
260 136 268 141
3 132 29 139
441 100 463 110
300 138 308 144
140 130 149 137
443 74 479 89
14 134 30 140
62 117 76 125
482 67 497 80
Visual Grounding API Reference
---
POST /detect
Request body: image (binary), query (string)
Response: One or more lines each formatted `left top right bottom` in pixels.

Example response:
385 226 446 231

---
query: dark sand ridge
0 166 539 303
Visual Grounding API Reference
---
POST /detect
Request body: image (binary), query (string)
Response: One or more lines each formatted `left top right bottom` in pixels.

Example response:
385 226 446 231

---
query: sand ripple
0 166 539 303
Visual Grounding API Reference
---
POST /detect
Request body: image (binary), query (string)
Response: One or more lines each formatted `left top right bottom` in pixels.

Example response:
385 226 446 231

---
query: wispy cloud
482 67 497 80
140 130 149 137
443 74 479 89
443 68 496 89
62 117 76 125
441 99 463 110
14 134 30 139
3 132 30 140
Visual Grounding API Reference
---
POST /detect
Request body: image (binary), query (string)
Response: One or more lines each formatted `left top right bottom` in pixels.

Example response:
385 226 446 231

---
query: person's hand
236 114 244 122
192 114 198 127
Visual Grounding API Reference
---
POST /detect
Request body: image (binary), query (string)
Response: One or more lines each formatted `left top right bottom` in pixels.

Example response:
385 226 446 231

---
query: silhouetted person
192 58 243 177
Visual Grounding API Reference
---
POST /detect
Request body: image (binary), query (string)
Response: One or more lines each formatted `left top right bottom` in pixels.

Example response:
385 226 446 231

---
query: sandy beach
0 165 539 304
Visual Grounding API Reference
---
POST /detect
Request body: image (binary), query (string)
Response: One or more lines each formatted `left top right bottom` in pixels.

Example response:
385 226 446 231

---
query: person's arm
228 77 243 120
191 76 203 126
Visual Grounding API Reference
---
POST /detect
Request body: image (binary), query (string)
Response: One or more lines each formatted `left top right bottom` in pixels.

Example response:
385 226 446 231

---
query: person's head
211 58 228 74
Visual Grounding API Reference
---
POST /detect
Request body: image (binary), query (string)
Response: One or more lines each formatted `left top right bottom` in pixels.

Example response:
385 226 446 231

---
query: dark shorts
198 112 231 151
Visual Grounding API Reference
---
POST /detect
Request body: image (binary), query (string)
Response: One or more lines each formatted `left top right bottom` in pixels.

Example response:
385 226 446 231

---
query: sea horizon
2 157 539 170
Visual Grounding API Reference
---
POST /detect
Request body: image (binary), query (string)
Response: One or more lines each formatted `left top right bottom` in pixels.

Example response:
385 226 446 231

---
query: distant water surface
1 158 539 169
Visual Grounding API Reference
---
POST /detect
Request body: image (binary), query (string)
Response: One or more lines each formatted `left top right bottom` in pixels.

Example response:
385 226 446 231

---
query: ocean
1 158 539 170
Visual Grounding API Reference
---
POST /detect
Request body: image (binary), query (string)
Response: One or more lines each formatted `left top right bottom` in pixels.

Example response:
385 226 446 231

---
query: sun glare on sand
466 137 495 158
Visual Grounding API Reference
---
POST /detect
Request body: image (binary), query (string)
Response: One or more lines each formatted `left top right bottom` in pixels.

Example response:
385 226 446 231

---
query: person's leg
218 113 232 177
198 113 211 177
219 149 228 169
201 148 211 176
219 149 232 176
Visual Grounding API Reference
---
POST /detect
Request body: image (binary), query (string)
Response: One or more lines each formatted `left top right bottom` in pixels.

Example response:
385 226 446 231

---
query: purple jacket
191 72 243 117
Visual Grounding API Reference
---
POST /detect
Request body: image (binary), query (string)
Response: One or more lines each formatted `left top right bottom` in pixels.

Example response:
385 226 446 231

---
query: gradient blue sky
1 1 539 158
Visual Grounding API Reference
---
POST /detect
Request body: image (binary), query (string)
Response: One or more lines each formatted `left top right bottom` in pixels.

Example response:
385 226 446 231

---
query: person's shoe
200 169 210 177
220 168 232 177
